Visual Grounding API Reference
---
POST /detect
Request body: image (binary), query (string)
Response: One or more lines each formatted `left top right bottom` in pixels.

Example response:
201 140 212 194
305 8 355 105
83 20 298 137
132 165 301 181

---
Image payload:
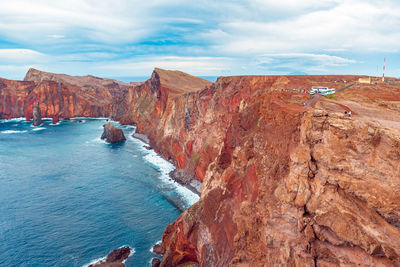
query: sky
0 0 399 81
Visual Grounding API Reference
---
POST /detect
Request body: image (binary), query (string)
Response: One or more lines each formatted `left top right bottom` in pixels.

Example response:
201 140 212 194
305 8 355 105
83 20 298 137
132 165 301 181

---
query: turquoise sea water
0 118 198 266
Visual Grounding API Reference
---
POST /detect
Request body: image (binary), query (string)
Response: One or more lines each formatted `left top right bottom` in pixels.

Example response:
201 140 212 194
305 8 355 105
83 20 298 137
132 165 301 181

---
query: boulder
101 122 126 143
152 244 165 255
151 258 161 267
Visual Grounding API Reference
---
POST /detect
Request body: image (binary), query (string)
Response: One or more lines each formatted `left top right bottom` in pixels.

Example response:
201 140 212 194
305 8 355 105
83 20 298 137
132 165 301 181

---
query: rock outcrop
88 246 131 267
32 102 41 126
101 123 126 143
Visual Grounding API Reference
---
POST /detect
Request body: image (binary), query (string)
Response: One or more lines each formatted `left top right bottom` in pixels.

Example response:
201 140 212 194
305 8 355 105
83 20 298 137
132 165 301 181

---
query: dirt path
304 83 355 108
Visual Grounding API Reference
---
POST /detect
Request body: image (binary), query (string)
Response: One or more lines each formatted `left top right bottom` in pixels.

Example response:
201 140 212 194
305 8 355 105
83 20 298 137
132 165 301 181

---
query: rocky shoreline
130 131 202 197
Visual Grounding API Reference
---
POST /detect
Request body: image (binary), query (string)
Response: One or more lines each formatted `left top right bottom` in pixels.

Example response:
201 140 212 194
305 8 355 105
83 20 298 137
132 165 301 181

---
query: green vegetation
324 94 337 100
192 152 199 163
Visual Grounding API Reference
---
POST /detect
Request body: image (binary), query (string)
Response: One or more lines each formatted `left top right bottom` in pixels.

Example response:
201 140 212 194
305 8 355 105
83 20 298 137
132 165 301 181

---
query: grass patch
324 94 337 100
191 153 199 163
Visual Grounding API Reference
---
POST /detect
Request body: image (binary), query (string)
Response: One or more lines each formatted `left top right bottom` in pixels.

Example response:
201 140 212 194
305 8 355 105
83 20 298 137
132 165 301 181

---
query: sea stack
32 102 41 126
88 246 131 267
101 122 126 143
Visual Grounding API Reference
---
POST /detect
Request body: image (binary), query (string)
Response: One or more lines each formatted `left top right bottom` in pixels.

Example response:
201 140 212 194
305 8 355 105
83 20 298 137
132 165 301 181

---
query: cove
0 118 198 266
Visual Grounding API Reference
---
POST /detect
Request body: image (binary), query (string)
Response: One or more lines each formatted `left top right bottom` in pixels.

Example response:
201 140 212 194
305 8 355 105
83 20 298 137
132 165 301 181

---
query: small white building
359 77 371 84
309 86 336 95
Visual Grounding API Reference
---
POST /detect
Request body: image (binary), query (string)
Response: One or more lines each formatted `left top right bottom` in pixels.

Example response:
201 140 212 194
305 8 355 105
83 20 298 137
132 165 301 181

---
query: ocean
0 118 199 266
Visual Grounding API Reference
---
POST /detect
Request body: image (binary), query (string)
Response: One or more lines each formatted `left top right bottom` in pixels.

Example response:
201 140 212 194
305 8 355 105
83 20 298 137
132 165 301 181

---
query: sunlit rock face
0 68 130 120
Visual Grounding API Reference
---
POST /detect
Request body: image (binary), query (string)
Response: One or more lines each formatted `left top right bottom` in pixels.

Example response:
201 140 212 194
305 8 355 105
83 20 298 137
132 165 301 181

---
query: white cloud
47 35 65 39
206 0 400 54
0 0 399 78
261 53 355 65
0 49 45 61
96 56 232 76
0 0 154 44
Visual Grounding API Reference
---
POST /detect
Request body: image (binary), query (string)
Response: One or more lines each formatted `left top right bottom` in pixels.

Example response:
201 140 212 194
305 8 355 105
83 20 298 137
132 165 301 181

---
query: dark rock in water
88 246 131 267
151 258 161 267
32 102 41 126
144 145 152 150
78 119 83 123
152 244 165 255
101 122 126 143
52 115 59 124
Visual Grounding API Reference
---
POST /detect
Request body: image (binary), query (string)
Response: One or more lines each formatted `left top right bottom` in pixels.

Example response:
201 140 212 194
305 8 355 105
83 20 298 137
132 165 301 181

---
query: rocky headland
1 68 400 266
0 68 129 121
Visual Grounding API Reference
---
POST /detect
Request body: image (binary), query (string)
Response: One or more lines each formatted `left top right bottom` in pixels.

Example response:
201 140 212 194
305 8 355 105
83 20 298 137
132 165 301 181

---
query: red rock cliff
121 70 400 266
0 68 129 120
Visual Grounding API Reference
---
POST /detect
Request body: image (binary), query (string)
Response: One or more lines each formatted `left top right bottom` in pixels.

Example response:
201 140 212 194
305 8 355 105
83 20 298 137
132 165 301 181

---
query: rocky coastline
130 131 202 197
1 68 400 266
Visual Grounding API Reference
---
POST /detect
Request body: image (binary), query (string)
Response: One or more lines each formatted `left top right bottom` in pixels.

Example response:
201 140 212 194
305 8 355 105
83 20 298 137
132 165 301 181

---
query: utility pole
382 58 386 83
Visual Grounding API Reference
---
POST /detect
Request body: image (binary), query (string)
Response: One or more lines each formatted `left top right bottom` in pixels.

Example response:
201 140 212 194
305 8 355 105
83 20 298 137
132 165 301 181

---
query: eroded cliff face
0 69 128 120
121 71 400 266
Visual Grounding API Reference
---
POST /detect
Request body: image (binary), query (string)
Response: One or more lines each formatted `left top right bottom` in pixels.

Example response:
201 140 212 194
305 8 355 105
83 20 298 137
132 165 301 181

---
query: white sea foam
122 247 136 264
129 130 200 209
82 246 135 267
1 130 28 134
89 137 106 144
30 124 43 127
32 127 46 131
0 117 26 123
72 117 109 120
123 125 135 129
